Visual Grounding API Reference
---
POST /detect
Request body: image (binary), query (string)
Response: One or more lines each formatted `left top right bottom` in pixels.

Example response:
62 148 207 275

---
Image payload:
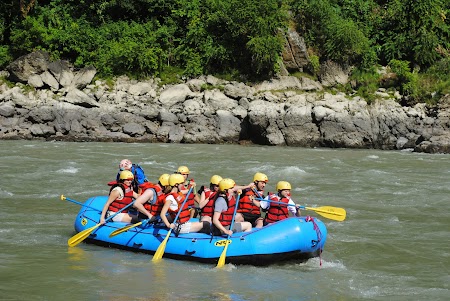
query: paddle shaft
109 221 143 237
256 196 299 210
67 199 136 247
61 195 100 212
102 200 136 224
256 196 346 221
152 187 193 261
217 192 241 268
171 186 194 226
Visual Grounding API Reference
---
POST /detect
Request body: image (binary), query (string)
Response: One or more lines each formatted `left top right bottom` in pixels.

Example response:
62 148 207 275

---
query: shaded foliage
0 0 448 101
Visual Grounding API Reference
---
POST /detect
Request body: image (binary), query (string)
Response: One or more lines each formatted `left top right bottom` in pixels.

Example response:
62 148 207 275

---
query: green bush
0 45 12 68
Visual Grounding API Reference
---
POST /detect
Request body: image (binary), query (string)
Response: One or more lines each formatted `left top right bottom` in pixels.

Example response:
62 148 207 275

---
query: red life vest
108 183 134 213
218 193 236 227
264 194 289 224
201 188 217 218
140 183 167 217
181 183 196 210
167 192 191 224
237 188 261 215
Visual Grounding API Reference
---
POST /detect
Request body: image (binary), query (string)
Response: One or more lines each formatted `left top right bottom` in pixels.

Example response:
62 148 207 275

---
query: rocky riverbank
1 51 449 153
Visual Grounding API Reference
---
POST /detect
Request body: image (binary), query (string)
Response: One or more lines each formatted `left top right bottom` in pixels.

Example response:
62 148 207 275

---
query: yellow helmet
177 166 190 175
158 174 170 186
219 178 235 191
169 174 185 186
210 175 223 185
119 170 134 180
253 172 268 183
276 181 291 191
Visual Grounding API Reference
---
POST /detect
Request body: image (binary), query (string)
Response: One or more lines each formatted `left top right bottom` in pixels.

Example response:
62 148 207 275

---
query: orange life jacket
167 192 191 224
108 183 134 213
264 193 289 224
218 193 236 227
140 182 166 216
237 188 261 215
201 188 217 218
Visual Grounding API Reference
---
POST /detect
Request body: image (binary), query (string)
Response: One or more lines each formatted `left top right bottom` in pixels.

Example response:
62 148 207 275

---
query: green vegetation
0 0 448 104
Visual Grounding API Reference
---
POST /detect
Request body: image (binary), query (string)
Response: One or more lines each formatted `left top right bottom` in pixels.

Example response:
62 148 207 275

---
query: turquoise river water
0 140 448 301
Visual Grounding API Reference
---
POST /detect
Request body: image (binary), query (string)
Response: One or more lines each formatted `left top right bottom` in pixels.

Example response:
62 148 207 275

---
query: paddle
61 194 100 212
67 200 136 247
152 187 193 262
256 197 346 221
108 219 152 237
217 192 241 268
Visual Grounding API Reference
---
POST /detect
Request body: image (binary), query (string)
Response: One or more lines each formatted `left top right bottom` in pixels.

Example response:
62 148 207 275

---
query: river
0 140 448 301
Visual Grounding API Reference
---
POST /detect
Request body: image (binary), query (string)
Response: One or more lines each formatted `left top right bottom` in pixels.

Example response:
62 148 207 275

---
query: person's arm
250 194 261 207
288 198 301 216
213 211 232 236
100 189 120 224
133 189 154 219
212 197 233 236
232 182 255 193
198 191 209 209
259 195 270 211
160 198 174 229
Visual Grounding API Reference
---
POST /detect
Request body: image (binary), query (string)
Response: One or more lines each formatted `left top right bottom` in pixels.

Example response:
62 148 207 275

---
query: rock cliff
1 51 449 154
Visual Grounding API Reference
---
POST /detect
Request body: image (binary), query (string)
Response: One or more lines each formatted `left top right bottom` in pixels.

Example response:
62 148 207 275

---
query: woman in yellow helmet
260 181 301 225
101 170 140 224
159 174 210 234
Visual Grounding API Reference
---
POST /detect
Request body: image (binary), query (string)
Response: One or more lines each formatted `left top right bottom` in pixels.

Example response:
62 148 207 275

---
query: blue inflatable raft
71 196 327 265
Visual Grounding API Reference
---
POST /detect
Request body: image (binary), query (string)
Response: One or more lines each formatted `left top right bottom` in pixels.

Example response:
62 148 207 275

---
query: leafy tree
379 0 449 67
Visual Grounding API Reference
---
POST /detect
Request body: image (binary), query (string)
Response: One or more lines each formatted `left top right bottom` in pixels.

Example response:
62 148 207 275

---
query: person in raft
259 181 301 225
197 175 223 223
159 173 211 234
176 165 200 218
133 174 170 224
212 178 254 236
234 172 268 228
100 170 140 224
117 159 148 193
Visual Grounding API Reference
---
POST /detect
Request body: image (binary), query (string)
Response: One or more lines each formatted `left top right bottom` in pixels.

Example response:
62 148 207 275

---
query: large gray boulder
7 51 50 83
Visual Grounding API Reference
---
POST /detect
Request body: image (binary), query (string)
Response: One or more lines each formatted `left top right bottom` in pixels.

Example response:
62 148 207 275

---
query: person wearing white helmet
260 181 301 225
116 159 148 193
101 170 140 224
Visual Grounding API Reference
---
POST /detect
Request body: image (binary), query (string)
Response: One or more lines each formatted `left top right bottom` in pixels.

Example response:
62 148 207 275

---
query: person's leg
234 213 244 222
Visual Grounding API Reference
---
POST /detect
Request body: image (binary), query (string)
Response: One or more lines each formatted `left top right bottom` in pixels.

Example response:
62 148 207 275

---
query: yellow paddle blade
216 242 230 268
152 229 172 262
304 206 346 221
67 223 101 247
109 222 142 237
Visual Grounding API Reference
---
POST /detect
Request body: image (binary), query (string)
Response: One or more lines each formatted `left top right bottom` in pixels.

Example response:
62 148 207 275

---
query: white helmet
119 159 132 171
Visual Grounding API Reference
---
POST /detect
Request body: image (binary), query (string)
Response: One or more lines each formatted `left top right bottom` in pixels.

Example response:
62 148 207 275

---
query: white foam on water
0 188 14 197
366 155 380 159
57 166 79 174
